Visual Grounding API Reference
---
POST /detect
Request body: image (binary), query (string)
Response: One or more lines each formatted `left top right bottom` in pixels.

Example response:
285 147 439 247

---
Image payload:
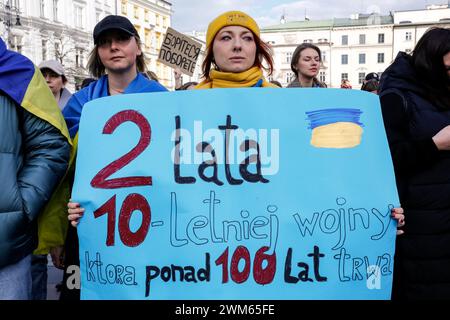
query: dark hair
411 27 450 110
81 77 96 89
176 82 199 91
87 35 146 78
201 30 274 81
361 79 379 92
290 43 322 75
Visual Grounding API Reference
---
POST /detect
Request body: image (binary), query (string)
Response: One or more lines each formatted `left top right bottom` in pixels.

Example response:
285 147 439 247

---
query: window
303 39 313 43
378 33 384 44
321 51 327 63
341 35 348 45
359 72 366 84
156 32 161 48
54 42 60 60
286 72 295 84
359 34 366 45
53 0 59 21
79 49 84 68
134 25 141 38
75 48 84 68
145 29 151 48
121 0 127 14
76 50 80 68
319 71 326 83
74 5 84 28
156 14 160 26
16 38 23 53
10 36 23 53
40 0 45 17
341 54 348 65
163 17 167 28
145 10 149 22
377 53 385 63
286 52 292 64
341 73 348 81
42 39 47 60
359 53 366 64
133 5 139 19
405 32 412 41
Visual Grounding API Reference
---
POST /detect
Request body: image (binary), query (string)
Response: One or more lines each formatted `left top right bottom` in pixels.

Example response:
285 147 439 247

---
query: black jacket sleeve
17 108 70 222
380 92 440 177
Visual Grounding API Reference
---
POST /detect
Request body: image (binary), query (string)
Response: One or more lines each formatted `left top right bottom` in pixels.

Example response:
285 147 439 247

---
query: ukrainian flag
1 37 73 255
0 37 70 143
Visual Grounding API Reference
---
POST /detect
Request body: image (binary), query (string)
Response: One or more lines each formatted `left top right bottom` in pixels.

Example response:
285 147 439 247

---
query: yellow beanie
206 11 260 49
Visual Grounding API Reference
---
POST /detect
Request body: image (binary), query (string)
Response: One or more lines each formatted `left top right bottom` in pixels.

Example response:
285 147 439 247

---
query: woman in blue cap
48 15 167 300
63 15 167 136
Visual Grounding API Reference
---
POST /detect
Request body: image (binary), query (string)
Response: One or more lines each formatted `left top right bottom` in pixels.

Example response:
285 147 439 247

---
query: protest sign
157 27 202 76
73 88 399 300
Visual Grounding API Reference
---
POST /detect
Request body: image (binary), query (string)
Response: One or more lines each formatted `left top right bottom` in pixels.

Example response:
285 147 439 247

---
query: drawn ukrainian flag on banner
0 37 70 143
306 108 364 149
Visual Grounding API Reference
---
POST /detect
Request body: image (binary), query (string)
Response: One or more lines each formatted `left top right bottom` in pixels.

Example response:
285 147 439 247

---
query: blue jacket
0 94 70 268
0 38 70 267
63 73 168 137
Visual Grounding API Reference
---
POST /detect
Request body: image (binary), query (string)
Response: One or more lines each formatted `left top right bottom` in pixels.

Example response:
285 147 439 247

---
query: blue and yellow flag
0 37 70 143
1 37 72 255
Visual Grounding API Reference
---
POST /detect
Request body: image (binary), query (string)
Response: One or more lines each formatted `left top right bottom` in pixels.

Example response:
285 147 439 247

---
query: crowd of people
0 10 449 301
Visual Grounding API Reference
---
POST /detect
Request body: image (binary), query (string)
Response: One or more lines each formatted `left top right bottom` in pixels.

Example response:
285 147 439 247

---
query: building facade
261 5 450 88
1 0 174 90
1 0 116 90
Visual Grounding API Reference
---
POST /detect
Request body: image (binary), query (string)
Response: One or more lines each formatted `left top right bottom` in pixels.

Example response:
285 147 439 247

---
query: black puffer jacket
379 52 450 299
0 94 70 268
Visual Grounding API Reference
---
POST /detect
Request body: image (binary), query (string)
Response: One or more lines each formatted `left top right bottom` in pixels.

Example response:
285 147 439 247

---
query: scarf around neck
196 66 277 89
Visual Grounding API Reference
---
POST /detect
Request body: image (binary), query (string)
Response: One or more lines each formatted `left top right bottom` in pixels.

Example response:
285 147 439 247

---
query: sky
169 0 445 32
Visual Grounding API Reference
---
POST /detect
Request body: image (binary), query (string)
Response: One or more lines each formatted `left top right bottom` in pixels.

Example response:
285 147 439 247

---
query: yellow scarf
196 66 278 89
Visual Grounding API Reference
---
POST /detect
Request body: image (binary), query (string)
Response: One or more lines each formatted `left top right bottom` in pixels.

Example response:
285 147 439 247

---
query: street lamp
0 0 22 48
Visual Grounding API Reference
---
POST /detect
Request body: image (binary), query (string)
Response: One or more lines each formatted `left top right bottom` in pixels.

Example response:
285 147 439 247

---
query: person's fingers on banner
68 201 84 227
391 207 405 235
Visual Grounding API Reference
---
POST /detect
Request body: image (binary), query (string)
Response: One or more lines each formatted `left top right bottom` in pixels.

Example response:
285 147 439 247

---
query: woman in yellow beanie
196 11 278 89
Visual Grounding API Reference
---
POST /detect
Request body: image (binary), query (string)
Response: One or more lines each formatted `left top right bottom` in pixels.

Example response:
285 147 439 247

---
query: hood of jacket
379 52 428 98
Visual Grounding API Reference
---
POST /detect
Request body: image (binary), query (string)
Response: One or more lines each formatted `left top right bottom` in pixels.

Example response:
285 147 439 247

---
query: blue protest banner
73 88 399 300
